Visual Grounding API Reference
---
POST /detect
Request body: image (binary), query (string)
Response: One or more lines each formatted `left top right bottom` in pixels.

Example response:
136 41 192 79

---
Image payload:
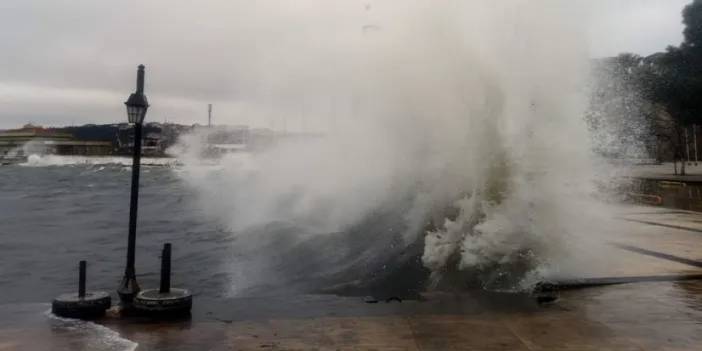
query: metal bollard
134 243 192 316
160 243 172 294
52 260 111 319
78 261 86 298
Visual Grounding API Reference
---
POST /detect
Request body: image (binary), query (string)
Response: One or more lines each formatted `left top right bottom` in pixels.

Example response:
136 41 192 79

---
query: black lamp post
118 64 149 304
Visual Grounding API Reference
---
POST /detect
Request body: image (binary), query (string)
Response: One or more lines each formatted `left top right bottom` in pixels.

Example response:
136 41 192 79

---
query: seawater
0 155 431 301
0 155 436 349
0 160 226 304
0 159 237 350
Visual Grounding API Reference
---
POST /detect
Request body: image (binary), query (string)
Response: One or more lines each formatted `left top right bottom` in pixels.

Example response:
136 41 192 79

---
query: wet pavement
117 281 702 350
3 281 702 350
628 163 702 183
627 163 702 211
3 204 702 350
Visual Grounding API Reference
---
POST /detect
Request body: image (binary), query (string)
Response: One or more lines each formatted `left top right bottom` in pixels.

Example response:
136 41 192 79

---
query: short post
160 243 172 294
78 261 87 299
52 260 111 319
133 243 192 317
694 124 699 166
686 128 692 166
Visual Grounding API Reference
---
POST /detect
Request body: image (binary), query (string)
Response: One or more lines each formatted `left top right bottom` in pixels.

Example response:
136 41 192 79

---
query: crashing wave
172 0 613 295
20 154 180 167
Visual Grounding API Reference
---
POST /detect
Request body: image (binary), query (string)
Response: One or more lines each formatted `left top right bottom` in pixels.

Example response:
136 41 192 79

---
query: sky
0 0 693 129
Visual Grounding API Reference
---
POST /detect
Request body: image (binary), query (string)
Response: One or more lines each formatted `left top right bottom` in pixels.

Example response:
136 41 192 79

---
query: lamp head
125 93 149 124
125 65 149 124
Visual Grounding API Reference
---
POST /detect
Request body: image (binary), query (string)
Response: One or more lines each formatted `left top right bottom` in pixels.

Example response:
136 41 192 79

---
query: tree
683 0 702 50
636 0 702 174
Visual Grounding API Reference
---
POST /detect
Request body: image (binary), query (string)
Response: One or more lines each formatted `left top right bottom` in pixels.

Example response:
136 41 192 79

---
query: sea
0 157 210 349
0 155 425 350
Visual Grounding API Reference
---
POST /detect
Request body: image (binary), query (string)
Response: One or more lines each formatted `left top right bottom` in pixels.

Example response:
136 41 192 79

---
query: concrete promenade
629 163 702 182
3 205 702 350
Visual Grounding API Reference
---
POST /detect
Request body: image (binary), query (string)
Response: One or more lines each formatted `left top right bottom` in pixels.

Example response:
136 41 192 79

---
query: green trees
628 0 702 174
647 0 702 126
683 0 702 51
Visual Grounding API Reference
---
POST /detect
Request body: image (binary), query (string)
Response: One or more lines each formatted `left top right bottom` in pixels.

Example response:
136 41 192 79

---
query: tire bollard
52 261 111 319
134 243 192 317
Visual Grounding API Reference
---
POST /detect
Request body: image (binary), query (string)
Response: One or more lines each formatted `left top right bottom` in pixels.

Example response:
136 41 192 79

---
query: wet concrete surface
628 163 702 183
100 206 702 350
4 205 702 350
3 281 702 350
630 178 702 212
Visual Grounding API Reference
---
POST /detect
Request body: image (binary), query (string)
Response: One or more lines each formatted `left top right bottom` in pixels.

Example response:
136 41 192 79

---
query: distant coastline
0 123 190 158
0 123 320 164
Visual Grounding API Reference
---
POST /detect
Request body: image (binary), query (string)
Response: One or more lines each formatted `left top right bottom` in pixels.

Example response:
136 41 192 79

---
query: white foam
20 154 180 167
45 309 138 351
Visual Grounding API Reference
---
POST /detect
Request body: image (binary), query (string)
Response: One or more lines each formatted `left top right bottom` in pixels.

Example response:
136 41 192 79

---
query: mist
164 0 630 295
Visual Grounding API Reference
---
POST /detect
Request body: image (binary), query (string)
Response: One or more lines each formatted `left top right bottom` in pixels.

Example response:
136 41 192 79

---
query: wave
172 0 611 296
0 303 137 351
20 154 181 167
45 308 138 351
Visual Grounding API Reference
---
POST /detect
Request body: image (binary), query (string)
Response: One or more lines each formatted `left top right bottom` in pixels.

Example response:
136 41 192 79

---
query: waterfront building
0 124 113 157
115 124 164 156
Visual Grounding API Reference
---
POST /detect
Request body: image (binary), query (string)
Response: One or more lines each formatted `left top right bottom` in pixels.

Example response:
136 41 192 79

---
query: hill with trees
589 0 702 174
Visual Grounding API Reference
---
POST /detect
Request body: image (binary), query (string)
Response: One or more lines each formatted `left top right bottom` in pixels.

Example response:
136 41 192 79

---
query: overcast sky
0 0 692 129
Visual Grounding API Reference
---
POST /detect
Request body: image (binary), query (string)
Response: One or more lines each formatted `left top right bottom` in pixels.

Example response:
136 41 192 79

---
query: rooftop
0 124 73 140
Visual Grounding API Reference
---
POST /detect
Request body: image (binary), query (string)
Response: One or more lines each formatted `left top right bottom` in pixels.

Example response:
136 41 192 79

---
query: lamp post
118 64 149 304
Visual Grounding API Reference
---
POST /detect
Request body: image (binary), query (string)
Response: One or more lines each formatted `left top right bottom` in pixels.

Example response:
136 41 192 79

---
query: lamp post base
117 276 141 304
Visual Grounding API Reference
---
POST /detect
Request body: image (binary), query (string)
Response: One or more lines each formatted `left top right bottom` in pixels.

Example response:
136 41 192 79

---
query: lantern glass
126 105 147 124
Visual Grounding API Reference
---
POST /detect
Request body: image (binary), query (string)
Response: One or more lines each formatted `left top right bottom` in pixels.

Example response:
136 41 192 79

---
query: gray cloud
0 0 691 128
586 0 689 57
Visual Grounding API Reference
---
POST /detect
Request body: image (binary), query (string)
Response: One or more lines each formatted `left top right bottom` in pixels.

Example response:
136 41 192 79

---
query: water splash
174 1 613 294
0 303 137 351
45 309 138 351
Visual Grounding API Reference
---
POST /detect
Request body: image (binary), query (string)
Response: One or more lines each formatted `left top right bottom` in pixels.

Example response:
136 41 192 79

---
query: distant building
0 124 113 157
116 124 164 156
197 125 250 157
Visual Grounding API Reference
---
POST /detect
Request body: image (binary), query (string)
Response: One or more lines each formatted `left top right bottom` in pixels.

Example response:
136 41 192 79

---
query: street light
118 64 149 304
125 65 149 124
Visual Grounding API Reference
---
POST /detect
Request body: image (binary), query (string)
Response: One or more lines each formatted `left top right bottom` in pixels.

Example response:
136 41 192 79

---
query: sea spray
174 0 617 294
